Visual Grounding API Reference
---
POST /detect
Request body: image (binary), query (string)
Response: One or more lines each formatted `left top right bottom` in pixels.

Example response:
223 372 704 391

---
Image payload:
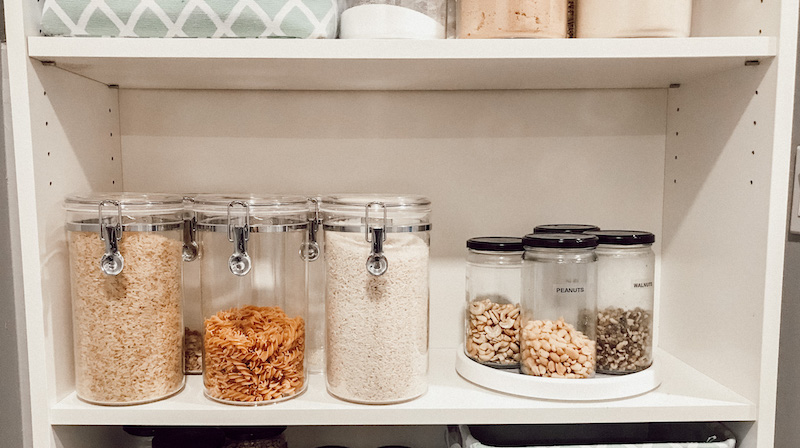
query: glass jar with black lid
586 230 656 374
520 233 598 379
465 237 524 368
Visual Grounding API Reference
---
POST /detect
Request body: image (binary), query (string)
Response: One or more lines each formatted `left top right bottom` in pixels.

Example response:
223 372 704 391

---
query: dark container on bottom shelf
460 423 734 447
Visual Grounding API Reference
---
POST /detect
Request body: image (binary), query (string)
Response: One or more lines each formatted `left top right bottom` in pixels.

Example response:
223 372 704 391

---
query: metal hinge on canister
227 201 252 276
98 200 124 275
300 197 321 262
182 196 199 262
365 201 388 276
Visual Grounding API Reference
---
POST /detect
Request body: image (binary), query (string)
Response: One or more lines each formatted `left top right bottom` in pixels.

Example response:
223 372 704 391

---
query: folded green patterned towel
41 0 338 38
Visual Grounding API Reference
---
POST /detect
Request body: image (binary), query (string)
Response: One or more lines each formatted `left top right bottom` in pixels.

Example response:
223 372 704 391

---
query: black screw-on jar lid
467 237 524 252
586 230 655 245
533 224 601 234
522 233 599 249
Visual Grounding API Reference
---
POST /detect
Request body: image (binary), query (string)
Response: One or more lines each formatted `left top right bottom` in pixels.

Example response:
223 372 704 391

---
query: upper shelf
50 348 754 426
27 36 776 91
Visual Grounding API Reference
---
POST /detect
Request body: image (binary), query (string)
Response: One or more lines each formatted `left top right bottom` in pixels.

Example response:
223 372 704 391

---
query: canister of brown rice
64 193 186 405
321 195 431 404
194 194 309 405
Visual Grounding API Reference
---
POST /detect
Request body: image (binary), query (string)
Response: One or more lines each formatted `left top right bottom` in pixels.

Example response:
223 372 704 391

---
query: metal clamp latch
227 201 251 276
300 197 321 262
365 202 388 276
182 196 199 262
98 200 124 275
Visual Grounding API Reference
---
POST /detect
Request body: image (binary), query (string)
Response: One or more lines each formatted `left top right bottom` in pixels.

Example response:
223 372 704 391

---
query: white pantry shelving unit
4 1 799 448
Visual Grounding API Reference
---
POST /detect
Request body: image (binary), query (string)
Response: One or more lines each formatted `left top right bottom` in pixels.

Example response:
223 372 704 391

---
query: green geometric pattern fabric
41 0 338 38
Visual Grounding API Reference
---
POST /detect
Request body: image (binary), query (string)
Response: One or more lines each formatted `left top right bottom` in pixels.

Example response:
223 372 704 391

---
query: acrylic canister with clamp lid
194 194 309 405
321 195 431 404
64 193 185 405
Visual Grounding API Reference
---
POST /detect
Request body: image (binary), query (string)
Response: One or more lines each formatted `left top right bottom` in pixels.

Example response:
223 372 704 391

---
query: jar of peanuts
465 237 524 368
194 194 309 405
520 233 598 379
586 230 655 375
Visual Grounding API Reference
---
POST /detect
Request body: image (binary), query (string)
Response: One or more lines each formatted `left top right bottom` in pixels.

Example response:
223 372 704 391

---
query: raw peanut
519 317 596 379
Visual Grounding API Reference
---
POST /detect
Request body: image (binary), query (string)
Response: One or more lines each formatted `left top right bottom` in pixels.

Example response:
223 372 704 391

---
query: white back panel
692 0 776 37
120 88 667 349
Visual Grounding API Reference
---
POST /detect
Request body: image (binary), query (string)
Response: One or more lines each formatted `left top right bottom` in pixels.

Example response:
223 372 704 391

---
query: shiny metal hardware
98 200 124 275
227 201 251 276
365 202 388 276
182 196 199 262
300 197 321 262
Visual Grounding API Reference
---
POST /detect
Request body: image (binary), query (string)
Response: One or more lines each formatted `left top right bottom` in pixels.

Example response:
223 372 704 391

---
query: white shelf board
50 348 755 426
27 37 776 90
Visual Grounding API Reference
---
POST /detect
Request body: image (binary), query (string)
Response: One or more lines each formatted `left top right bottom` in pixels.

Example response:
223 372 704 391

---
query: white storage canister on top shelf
456 0 568 38
586 230 655 375
64 193 186 405
181 195 202 375
194 194 309 405
575 0 692 38
321 195 431 404
339 0 447 38
465 237 524 369
520 233 598 379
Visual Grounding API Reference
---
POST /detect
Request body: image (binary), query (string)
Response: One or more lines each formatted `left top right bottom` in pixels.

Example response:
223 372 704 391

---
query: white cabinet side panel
5 49 121 447
662 62 776 408
119 88 667 350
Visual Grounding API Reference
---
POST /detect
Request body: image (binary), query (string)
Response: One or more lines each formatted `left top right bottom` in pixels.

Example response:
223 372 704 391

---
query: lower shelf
50 348 755 426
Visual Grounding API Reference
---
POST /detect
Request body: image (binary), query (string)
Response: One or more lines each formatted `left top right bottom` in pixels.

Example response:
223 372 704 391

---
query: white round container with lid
340 0 446 38
321 194 431 404
586 230 655 374
520 233 598 379
194 194 309 405
64 193 185 405
457 0 568 39
576 0 692 38
465 237 523 369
